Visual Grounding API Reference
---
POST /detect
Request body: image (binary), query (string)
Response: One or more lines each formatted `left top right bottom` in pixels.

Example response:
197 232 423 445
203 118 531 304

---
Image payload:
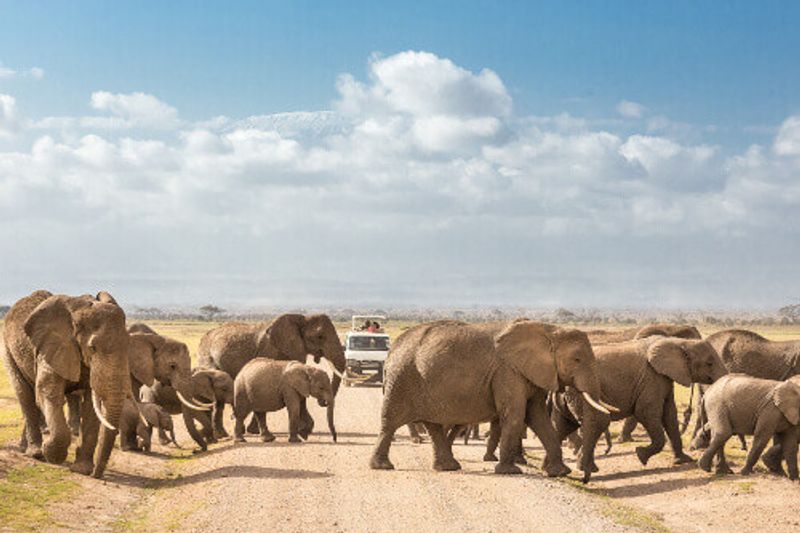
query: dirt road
105 385 629 532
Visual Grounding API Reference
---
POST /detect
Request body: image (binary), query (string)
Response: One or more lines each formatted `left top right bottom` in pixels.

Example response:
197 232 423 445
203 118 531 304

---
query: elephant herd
1 290 345 479
370 320 800 483
2 288 800 487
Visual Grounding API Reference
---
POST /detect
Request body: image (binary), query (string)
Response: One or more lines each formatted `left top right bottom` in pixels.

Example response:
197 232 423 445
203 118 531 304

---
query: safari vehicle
343 315 390 385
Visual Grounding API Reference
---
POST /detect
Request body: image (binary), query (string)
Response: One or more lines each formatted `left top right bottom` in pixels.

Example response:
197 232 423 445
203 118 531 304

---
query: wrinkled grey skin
698 374 800 479
119 399 177 452
233 359 335 443
370 320 608 476
603 325 703 444
197 314 345 438
2 290 130 478
549 336 726 482
690 329 800 449
140 379 215 451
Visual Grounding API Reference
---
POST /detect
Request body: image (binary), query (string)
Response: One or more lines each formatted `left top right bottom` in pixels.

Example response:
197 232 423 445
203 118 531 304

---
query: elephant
127 325 214 451
698 374 800 479
369 320 614 476
549 335 726 481
197 314 345 439
191 368 235 439
585 323 701 347
233 359 336 443
2 290 131 478
602 324 702 444
689 329 800 449
140 378 216 451
119 399 177 452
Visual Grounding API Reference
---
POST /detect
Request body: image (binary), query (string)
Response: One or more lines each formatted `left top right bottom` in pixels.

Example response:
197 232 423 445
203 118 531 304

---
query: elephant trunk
323 340 347 398
326 399 337 443
169 428 181 448
90 345 129 478
92 394 123 478
573 371 616 416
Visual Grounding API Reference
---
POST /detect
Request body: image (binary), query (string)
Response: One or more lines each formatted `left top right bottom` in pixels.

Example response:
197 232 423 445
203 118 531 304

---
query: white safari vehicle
343 315 391 386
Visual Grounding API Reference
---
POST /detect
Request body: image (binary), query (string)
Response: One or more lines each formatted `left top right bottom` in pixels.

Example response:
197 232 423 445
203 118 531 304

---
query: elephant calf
119 400 177 452
233 359 336 443
699 374 800 479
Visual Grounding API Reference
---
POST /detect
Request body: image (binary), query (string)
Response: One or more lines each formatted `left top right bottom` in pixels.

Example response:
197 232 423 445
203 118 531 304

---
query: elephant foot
514 453 528 466
483 452 498 462
42 441 69 465
370 455 395 470
214 429 230 439
762 451 785 475
234 435 246 443
494 462 522 475
192 447 207 455
673 452 694 465
582 461 599 473
739 466 753 476
544 460 571 478
635 446 652 466
433 457 461 471
24 445 44 461
715 463 733 476
617 434 633 443
70 460 94 476
689 433 710 451
159 437 171 446
288 435 302 443
261 433 276 443
697 457 713 472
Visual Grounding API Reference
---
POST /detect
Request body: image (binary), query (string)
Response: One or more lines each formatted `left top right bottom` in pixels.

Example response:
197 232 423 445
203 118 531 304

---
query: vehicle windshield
348 336 390 351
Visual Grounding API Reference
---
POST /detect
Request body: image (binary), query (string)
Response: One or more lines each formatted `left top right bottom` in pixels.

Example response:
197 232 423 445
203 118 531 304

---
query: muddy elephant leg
633 402 667 465
618 416 637 442
71 389 100 475
663 392 692 464
483 419 500 461
3 352 43 459
741 421 772 476
526 395 570 477
66 392 81 437
213 400 228 438
423 422 460 471
35 372 70 464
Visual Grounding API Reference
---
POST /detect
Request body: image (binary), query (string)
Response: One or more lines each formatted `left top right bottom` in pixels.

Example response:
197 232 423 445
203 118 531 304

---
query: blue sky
1 2 799 309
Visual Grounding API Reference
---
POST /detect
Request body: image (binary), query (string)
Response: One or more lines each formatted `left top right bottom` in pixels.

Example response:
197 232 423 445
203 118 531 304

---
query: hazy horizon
2 3 799 310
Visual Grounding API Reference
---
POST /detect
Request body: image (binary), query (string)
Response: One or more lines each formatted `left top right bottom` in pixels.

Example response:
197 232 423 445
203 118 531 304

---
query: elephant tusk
582 392 611 415
92 390 117 431
599 399 619 413
325 359 345 379
193 398 216 408
176 390 211 411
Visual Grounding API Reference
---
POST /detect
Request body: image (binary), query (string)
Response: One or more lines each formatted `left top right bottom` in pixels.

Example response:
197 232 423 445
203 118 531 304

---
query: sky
0 1 799 310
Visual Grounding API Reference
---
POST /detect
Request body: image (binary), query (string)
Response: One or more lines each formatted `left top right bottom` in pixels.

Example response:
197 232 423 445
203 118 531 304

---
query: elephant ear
128 334 159 387
773 382 800 426
141 403 161 427
284 363 311 398
646 339 692 387
23 296 85 382
266 314 306 360
495 321 559 392
191 371 215 402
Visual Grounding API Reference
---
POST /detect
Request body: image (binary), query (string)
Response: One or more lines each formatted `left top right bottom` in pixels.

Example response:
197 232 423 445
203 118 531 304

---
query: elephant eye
169 362 177 370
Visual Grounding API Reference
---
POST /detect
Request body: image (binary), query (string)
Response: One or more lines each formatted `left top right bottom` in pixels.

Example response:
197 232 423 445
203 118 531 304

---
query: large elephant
689 329 800 449
197 314 346 439
2 290 130 478
127 324 213 451
550 336 726 481
369 320 614 476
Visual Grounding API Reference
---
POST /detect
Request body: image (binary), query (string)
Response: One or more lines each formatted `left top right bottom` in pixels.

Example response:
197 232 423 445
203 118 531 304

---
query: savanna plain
1 320 799 532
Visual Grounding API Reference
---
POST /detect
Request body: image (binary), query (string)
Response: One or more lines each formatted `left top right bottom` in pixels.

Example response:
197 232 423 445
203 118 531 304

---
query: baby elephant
233 359 336 443
119 399 177 452
699 374 800 479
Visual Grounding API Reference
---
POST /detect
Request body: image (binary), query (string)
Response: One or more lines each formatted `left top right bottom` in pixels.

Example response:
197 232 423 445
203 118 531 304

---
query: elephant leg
762 436 785 475
182 409 207 452
233 408 248 443
781 429 798 480
297 403 314 440
137 424 152 452
738 434 748 450
483 419 500 461
196 410 216 444
698 417 731 473
407 423 424 444
66 392 81 437
285 394 304 443
246 413 261 434
470 424 481 440
566 431 582 456
71 389 100 475
3 352 43 459
158 425 170 445
689 395 710 450
663 392 692 464
633 403 667 466
618 416 637 442
423 422 460 471
252 411 274 442
35 372 70 464
526 395 570 477
741 422 773 476
213 400 228 438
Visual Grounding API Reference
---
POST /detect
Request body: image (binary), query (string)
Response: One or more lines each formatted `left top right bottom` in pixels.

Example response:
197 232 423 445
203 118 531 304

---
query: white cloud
0 63 45 79
617 100 646 119
1 50 798 307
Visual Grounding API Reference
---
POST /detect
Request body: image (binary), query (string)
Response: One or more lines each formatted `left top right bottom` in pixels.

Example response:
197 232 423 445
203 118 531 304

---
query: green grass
0 463 79 531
